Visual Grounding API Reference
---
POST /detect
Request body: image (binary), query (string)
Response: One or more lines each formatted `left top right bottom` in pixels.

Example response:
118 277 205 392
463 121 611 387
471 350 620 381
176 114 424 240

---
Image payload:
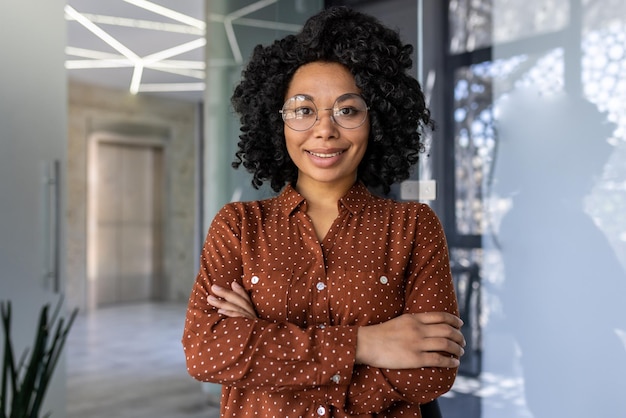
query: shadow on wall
493 89 626 418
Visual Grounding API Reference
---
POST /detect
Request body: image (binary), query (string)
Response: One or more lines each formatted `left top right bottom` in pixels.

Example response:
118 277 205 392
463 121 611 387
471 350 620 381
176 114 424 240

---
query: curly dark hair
231 6 433 194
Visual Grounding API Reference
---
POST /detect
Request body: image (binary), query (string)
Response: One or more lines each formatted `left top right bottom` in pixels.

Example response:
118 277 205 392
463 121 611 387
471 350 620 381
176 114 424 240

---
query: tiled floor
66 302 220 418
66 302 484 418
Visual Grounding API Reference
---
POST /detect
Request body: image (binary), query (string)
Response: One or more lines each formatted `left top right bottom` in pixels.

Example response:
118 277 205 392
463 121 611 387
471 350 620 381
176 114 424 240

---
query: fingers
230 281 250 300
411 312 466 349
402 313 466 360
426 323 466 348
420 333 466 358
422 352 461 368
208 283 257 319
416 311 464 329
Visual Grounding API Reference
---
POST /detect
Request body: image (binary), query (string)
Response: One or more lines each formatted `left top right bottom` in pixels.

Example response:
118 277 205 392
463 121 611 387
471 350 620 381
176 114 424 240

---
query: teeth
308 151 342 158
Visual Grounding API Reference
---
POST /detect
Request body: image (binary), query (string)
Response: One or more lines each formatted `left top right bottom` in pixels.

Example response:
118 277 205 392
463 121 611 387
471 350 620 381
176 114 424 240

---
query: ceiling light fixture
123 0 205 30
66 0 304 99
66 4 205 96
65 5 140 65
66 46 126 61
65 59 132 70
139 83 205 92
143 38 206 64
71 13 204 35
129 63 144 95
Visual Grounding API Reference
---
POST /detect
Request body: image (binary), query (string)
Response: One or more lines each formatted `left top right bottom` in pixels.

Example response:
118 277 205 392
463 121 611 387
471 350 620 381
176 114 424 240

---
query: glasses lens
280 94 368 131
333 94 368 129
281 95 317 131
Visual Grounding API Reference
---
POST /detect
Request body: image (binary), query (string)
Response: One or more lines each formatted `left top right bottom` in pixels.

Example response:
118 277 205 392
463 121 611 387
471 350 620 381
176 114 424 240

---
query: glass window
493 0 569 44
449 0 493 53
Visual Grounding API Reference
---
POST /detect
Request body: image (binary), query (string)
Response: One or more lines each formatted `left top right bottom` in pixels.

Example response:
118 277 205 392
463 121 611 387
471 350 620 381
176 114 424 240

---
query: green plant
1 297 78 418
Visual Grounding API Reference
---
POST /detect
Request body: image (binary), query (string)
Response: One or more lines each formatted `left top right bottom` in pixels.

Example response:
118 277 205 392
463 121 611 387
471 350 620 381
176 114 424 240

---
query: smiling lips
306 150 344 158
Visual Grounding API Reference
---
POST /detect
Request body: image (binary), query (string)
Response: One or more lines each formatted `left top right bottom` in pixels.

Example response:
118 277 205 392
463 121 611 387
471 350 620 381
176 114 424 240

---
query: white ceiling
66 0 206 102
65 0 311 103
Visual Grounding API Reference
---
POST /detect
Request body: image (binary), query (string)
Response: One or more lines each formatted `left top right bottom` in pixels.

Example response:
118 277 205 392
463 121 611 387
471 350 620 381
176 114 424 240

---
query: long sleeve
344 204 459 414
182 203 359 393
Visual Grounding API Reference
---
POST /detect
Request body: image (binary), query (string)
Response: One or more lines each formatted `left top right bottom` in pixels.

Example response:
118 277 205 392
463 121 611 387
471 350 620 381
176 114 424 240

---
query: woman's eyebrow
290 93 314 101
289 92 361 102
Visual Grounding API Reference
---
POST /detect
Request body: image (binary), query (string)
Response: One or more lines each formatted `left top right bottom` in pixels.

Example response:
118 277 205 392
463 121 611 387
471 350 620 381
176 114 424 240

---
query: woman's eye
337 107 357 117
295 107 315 117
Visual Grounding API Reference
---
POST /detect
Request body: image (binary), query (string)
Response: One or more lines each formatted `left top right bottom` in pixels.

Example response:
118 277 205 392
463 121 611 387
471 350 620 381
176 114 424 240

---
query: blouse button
316 282 326 291
317 406 326 416
251 275 260 285
318 324 326 329
331 374 341 384
379 275 389 285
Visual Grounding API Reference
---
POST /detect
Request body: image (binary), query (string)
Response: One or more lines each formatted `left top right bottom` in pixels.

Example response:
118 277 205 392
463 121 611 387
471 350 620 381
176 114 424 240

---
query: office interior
1 0 625 417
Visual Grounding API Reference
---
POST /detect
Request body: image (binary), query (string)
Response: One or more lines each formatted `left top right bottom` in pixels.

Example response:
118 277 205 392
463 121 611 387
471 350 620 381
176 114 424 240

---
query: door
92 140 164 306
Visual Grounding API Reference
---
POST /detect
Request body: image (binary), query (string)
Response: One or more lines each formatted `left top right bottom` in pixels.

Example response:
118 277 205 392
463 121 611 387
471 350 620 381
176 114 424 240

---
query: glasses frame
279 93 369 131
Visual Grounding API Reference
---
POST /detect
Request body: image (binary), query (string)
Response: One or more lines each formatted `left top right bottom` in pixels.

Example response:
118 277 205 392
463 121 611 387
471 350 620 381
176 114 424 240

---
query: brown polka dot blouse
183 182 459 417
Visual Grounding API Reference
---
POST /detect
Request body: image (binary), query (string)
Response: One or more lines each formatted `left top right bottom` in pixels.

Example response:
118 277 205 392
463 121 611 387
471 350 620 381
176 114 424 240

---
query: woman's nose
313 108 338 136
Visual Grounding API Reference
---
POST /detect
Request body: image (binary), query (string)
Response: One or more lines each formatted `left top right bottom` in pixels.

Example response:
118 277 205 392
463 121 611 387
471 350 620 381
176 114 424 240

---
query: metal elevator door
93 141 164 306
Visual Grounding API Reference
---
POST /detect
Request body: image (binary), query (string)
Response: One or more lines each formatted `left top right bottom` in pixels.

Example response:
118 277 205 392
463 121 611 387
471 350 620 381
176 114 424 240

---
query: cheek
354 128 370 163
357 126 371 150
284 131 302 159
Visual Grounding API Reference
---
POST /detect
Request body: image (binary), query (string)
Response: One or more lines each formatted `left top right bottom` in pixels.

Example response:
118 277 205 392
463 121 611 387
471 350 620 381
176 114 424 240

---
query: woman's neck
295 178 356 241
295 178 355 210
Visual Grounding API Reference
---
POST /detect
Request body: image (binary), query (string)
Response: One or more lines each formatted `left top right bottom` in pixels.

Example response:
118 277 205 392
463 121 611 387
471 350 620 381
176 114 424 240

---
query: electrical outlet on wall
400 180 437 201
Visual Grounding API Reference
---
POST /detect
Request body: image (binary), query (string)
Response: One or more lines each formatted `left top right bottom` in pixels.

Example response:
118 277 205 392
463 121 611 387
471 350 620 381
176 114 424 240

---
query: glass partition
203 0 324 229
445 1 626 417
483 1 626 417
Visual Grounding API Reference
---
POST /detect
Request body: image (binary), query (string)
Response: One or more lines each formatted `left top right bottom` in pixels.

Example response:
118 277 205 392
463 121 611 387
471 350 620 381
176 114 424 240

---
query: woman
183 7 465 417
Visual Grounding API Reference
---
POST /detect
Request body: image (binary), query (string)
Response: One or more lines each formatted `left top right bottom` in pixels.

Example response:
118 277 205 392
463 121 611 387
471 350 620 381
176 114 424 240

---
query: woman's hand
208 282 257 319
355 312 465 369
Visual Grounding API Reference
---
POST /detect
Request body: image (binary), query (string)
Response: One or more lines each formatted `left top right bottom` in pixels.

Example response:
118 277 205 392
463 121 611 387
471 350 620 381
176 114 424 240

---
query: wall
0 0 68 415
66 80 199 312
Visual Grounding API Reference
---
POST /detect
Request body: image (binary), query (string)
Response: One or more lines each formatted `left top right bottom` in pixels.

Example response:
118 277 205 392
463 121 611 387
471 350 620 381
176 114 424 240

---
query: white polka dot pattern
182 182 459 417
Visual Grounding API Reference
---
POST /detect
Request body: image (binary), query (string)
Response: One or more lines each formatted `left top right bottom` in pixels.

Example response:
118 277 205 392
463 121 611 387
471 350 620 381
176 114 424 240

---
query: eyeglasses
279 93 369 131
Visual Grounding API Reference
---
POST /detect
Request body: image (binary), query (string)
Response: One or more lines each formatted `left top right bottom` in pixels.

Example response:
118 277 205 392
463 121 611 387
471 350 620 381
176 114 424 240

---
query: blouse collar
278 181 372 217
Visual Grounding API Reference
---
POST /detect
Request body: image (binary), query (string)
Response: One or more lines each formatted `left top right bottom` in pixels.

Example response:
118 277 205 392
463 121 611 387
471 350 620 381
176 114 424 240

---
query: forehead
286 61 360 100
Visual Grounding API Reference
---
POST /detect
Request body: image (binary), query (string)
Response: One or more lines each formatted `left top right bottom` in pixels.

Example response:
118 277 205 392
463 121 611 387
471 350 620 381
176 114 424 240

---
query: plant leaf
1 297 78 418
